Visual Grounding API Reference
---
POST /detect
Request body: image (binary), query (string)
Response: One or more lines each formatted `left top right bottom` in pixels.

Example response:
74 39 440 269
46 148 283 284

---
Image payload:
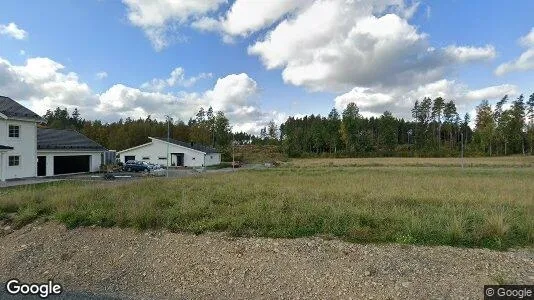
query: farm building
117 137 221 167
0 96 106 181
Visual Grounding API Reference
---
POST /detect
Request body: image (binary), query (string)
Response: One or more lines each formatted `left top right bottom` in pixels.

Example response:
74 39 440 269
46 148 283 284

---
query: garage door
54 155 90 175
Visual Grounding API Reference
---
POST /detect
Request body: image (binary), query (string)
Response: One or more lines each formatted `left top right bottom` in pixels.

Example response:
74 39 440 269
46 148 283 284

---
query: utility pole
461 132 464 169
165 115 171 178
232 133 235 171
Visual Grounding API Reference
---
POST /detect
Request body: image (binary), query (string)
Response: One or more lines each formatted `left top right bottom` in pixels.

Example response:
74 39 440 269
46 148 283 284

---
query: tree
378 111 397 151
494 95 509 155
474 100 495 155
412 97 432 149
340 103 361 152
509 94 526 154
462 113 471 148
214 111 231 149
206 106 215 146
327 108 341 153
443 100 458 149
527 93 534 154
267 120 278 144
432 97 445 148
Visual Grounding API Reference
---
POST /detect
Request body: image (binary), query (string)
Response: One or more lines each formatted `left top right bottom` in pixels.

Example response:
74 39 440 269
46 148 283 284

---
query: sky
0 0 533 134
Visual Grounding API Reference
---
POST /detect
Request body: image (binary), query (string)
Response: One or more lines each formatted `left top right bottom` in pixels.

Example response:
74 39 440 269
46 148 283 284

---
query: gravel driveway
1 222 533 299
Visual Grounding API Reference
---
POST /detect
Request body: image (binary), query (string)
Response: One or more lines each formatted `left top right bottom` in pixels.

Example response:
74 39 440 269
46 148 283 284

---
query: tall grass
1 160 533 250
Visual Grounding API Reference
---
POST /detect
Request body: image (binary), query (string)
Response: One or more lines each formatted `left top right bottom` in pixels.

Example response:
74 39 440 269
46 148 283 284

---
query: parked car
123 160 150 172
231 161 243 168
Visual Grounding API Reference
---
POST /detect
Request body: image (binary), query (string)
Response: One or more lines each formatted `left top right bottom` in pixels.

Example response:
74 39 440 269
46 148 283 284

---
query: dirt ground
0 222 533 299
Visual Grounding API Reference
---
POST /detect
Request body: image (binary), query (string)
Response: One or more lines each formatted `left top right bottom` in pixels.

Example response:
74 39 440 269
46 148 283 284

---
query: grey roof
0 96 43 121
38 128 107 151
153 137 219 153
0 145 13 150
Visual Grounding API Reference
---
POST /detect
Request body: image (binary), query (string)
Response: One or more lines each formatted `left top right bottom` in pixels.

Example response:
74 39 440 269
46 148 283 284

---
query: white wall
0 118 38 180
118 139 220 167
37 150 103 176
204 153 221 166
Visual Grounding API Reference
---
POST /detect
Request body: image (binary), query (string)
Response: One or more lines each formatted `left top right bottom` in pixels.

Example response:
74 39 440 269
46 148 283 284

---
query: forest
42 93 534 159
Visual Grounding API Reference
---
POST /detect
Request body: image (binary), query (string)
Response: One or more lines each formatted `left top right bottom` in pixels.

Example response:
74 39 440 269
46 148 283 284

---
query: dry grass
288 156 534 168
1 156 533 250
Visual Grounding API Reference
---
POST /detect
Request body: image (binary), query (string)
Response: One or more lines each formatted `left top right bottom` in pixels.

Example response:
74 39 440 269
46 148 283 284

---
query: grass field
1 156 533 250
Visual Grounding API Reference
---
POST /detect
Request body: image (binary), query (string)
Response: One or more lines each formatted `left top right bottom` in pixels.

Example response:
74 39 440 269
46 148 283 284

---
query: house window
158 156 167 160
142 156 150 160
210 155 213 159
8 125 20 138
8 156 20 166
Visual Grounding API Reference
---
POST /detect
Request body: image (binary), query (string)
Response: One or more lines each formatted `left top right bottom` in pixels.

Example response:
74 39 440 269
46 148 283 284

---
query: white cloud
247 0 496 93
0 57 96 115
0 55 276 133
122 0 224 50
334 80 518 119
465 84 518 101
444 45 496 63
519 28 534 47
0 23 28 40
141 67 212 91
203 73 258 111
192 0 310 37
99 73 276 134
334 87 393 110
96 71 108 79
495 28 534 75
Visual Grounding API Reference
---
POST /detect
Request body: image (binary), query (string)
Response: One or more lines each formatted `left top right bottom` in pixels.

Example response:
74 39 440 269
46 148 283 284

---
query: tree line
275 93 534 157
42 107 238 159
43 92 534 160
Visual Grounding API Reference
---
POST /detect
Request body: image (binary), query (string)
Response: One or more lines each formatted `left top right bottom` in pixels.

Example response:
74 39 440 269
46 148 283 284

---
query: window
158 156 167 160
8 156 20 166
8 125 20 138
210 155 213 159
142 156 150 160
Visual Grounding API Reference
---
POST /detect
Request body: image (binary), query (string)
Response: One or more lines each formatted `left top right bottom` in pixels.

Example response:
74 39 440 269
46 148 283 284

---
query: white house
0 96 43 181
0 96 106 181
117 137 221 167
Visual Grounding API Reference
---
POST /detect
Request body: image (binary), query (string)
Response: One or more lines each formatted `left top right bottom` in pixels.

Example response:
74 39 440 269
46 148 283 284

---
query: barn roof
37 128 107 151
0 96 44 121
152 137 219 154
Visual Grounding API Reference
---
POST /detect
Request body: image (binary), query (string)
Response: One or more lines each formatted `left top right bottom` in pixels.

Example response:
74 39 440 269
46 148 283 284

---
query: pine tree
475 100 495 155
443 100 458 149
527 93 534 154
494 95 509 155
432 97 445 148
327 108 341 153
340 103 360 152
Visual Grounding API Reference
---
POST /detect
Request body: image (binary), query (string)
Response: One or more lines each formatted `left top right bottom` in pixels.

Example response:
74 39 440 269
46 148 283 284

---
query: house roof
37 128 107 151
0 96 44 121
152 137 219 154
0 145 13 150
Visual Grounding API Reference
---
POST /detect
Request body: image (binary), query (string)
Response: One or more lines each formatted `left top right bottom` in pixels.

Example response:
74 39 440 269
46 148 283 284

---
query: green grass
1 158 533 250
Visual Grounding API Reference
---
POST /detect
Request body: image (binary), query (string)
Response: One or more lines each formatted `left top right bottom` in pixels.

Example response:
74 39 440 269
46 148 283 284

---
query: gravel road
1 222 533 299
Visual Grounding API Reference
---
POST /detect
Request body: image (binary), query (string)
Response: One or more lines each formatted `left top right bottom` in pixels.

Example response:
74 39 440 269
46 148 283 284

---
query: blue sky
0 0 533 133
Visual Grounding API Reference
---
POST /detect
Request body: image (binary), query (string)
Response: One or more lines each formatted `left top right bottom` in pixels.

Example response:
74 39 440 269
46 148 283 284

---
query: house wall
37 150 103 176
204 153 221 166
0 118 38 180
118 139 219 167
